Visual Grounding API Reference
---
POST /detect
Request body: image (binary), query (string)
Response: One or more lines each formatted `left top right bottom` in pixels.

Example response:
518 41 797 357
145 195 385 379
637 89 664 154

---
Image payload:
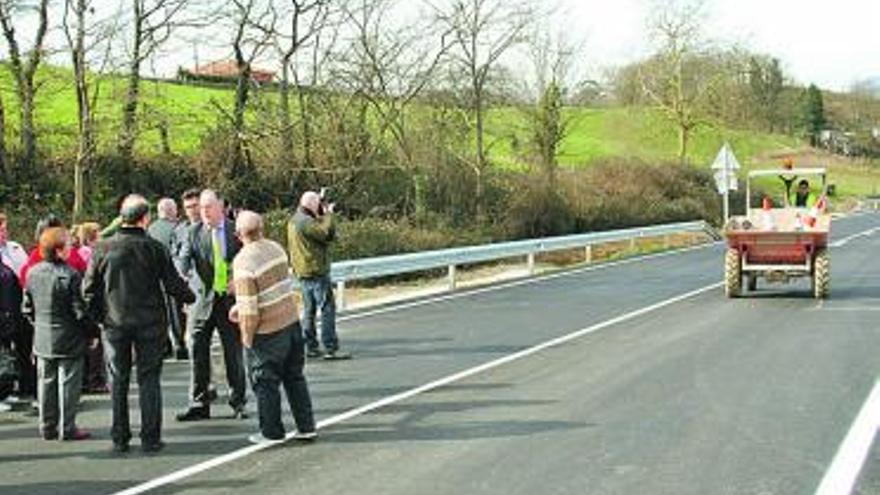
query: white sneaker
291 430 318 441
248 433 285 446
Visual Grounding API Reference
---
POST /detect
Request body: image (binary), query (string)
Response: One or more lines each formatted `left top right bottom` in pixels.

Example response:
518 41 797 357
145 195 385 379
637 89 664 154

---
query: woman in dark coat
25 227 91 441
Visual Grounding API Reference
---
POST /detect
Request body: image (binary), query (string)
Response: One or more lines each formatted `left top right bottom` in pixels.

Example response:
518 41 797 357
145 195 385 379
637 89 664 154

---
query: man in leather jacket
83 194 195 453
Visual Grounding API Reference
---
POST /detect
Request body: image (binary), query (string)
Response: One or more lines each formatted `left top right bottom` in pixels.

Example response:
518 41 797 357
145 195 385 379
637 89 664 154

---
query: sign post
712 142 741 225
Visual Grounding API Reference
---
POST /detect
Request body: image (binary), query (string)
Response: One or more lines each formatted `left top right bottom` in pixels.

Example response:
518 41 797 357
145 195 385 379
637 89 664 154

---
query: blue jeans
245 323 315 439
300 275 338 352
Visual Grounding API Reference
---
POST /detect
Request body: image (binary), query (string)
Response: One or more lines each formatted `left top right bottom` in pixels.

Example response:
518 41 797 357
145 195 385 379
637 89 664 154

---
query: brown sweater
232 238 299 347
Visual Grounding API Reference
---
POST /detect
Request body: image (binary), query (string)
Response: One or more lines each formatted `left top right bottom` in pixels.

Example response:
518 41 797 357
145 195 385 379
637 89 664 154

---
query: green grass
2 64 878 197
485 106 802 168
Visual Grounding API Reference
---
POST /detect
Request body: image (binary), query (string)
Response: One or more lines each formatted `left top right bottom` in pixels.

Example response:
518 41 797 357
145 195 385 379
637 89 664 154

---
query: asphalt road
1 212 879 495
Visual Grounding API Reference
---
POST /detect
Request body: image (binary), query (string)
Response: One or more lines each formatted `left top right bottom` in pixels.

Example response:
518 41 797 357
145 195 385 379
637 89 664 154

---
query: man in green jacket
288 191 350 360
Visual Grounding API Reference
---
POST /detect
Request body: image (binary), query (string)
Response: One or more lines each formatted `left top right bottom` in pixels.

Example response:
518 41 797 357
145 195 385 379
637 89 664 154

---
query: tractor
723 167 831 299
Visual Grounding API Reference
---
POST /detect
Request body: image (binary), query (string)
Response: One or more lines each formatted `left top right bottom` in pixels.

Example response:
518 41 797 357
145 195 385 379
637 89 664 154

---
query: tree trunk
279 60 295 167
474 94 486 219
71 0 93 222
295 74 313 169
158 118 171 155
20 83 37 168
0 92 7 176
232 63 251 175
119 65 141 159
119 1 143 161
678 125 690 164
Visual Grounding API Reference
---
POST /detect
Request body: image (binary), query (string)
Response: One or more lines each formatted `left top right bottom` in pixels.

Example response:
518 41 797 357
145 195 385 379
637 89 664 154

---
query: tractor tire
813 249 830 299
725 248 742 298
747 274 757 292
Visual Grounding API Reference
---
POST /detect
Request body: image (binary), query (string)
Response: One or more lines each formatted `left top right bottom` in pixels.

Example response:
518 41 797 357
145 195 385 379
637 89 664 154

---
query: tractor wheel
747 274 757 292
725 248 742 298
813 249 830 299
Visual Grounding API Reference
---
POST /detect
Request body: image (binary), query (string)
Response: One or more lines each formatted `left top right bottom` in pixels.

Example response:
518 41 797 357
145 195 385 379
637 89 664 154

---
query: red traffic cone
804 195 827 228
761 197 775 231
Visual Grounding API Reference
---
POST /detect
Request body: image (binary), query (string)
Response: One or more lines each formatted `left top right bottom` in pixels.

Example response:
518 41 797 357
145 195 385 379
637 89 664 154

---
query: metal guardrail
325 220 716 309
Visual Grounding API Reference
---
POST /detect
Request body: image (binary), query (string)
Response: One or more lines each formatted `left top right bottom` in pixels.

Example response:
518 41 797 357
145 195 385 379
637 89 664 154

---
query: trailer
723 168 831 298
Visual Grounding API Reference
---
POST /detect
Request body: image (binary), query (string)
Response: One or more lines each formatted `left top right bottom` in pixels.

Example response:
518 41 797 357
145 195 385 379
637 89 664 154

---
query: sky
565 0 880 91
4 0 880 92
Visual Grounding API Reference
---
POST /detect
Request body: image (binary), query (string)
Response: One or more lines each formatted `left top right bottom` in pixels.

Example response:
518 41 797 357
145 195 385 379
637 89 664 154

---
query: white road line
110 215 878 495
338 241 720 322
110 282 722 495
830 227 879 248
338 218 880 323
814 379 880 495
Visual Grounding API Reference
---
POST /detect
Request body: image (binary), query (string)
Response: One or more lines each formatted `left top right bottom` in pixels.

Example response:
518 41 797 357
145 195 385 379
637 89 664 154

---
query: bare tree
639 0 723 163
433 0 533 217
0 0 50 168
63 0 121 220
331 0 450 214
229 0 277 174
117 0 195 160
520 18 583 183
271 0 333 169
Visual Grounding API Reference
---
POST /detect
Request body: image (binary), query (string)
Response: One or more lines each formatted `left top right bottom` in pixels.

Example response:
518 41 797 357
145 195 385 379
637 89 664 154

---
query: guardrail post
629 236 637 252
584 245 592 264
527 252 536 275
336 280 346 311
447 264 457 290
663 235 671 250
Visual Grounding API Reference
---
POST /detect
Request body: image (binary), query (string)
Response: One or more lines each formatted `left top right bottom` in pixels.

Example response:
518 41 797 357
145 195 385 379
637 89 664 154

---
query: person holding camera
288 191 350 361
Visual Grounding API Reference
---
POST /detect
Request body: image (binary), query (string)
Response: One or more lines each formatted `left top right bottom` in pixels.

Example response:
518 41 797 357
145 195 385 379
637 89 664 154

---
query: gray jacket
148 218 178 256
25 261 89 359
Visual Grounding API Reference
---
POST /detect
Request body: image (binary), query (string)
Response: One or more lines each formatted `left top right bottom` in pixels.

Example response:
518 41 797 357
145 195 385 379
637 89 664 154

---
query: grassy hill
2 65 879 197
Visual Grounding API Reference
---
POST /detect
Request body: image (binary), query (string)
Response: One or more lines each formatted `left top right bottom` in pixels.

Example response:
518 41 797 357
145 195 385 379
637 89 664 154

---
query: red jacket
18 247 88 287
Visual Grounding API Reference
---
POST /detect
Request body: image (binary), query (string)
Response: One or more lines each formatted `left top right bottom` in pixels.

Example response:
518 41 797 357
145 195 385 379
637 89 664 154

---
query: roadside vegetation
1 0 878 259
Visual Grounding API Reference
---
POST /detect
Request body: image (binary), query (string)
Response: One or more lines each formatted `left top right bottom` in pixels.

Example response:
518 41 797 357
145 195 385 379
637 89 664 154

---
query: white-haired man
176 189 247 421
148 197 186 360
83 194 195 453
230 211 316 444
288 191 350 360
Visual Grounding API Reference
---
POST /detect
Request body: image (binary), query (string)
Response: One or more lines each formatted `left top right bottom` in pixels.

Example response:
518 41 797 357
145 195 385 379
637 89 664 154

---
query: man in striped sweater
230 211 317 445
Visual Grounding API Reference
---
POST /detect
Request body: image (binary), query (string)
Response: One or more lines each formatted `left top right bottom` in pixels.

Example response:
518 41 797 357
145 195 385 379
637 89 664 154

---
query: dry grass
338 232 711 311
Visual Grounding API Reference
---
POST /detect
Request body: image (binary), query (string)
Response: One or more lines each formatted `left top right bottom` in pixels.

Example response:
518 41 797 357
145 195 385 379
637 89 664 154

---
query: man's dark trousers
104 326 164 445
190 294 246 408
246 322 315 439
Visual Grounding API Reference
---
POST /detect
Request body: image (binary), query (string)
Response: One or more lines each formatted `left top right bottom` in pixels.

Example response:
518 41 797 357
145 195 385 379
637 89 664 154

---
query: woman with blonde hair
75 222 101 266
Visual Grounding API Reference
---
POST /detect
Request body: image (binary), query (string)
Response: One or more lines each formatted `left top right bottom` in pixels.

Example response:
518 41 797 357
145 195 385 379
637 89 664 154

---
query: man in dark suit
176 189 247 421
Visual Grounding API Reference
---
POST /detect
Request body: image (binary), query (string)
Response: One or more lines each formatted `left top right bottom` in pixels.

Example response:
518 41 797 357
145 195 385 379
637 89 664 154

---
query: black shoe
231 406 249 420
175 348 190 361
112 442 130 454
323 349 352 361
306 348 323 359
142 440 165 454
176 406 210 422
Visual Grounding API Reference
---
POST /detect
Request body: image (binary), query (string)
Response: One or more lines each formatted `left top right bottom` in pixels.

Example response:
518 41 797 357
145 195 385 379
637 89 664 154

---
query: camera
318 187 335 215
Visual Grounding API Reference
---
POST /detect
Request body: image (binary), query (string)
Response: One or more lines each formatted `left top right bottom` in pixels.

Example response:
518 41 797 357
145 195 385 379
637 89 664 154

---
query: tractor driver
792 179 816 208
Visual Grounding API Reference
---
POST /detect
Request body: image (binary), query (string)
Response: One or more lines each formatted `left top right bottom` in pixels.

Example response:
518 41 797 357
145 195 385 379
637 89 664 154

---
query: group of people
0 187 349 452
